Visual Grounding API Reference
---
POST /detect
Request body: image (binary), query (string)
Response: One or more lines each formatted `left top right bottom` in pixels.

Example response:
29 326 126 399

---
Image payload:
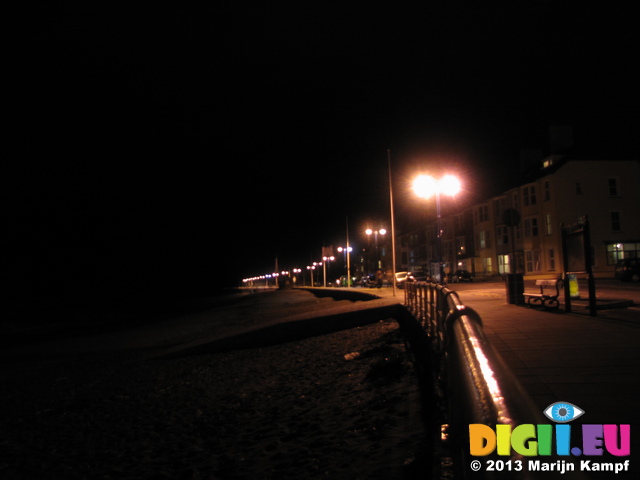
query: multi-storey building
397 157 640 279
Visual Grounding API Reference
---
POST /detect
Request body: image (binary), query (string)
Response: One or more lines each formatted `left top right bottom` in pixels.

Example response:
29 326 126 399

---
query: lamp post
365 228 386 272
388 149 397 296
306 265 316 286
413 174 461 284
322 256 334 287
337 246 352 288
292 268 301 286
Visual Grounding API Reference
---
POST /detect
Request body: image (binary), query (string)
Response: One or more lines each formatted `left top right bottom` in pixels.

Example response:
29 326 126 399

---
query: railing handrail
404 281 551 479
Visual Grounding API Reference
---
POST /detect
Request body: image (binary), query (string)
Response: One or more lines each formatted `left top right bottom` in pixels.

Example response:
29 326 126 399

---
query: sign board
565 231 586 273
561 216 597 316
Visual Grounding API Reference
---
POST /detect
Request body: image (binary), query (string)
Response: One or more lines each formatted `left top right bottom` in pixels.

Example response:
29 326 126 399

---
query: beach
1 290 431 479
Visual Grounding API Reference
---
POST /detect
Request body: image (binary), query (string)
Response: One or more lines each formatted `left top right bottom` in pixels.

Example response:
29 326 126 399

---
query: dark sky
7 3 638 298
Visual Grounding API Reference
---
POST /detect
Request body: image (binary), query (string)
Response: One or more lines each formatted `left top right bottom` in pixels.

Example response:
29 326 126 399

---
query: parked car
361 273 384 288
614 258 640 282
450 269 474 283
395 271 409 288
407 271 429 283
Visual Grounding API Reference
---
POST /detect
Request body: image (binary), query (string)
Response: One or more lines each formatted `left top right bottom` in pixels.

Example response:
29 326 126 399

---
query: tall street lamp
322 256 335 287
337 246 352 287
365 228 386 272
413 174 461 284
292 268 301 286
306 265 316 286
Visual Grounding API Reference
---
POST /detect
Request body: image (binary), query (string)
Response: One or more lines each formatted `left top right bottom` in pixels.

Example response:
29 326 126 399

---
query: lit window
606 242 640 265
545 213 553 235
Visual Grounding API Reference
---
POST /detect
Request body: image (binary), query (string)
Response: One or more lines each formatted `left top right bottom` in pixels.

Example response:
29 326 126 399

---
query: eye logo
543 401 585 423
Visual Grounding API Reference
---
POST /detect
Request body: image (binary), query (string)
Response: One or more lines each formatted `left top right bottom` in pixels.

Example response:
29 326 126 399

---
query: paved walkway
373 285 640 424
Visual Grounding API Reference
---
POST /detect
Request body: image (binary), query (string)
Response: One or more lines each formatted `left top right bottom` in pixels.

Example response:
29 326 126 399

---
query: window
543 181 551 201
524 217 539 237
523 185 537 206
548 249 556 270
611 212 621 232
477 231 491 249
608 178 619 196
498 254 510 274
606 243 640 265
478 204 489 222
545 213 553 235
482 257 493 274
525 250 541 273
496 225 509 246
576 182 582 194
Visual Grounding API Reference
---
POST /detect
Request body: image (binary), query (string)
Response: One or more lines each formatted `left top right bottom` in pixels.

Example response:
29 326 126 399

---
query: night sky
7 4 638 301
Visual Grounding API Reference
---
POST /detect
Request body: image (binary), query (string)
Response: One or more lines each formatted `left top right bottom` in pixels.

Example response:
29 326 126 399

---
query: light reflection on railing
404 281 550 479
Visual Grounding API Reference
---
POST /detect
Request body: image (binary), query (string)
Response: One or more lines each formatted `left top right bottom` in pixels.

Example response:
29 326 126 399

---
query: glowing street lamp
365 228 387 272
306 265 316 287
322 256 335 287
337 246 352 288
292 268 301 286
413 174 461 284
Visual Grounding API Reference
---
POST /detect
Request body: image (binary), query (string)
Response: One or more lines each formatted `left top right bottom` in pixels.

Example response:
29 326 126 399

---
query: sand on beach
0 289 432 479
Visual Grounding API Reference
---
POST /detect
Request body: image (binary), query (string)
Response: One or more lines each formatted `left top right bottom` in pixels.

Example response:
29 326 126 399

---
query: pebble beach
1 290 431 479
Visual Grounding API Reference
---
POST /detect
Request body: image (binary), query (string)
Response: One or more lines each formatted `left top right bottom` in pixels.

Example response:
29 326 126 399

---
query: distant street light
365 228 387 272
306 265 316 287
413 174 461 284
337 246 352 288
322 256 335 287
292 268 301 286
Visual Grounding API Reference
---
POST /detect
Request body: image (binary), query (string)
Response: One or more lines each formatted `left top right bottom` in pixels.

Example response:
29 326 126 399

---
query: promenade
372 280 640 472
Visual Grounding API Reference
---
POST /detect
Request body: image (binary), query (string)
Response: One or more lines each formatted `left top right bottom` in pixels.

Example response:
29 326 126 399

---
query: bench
524 279 564 310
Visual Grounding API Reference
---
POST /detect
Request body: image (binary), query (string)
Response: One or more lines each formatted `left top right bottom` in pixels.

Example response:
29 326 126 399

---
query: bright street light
413 173 462 284
413 174 461 199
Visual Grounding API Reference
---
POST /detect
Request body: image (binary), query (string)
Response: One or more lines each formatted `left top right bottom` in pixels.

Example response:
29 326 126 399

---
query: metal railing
404 282 567 479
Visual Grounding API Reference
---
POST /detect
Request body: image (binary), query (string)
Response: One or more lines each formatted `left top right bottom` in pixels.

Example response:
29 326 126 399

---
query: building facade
397 158 640 279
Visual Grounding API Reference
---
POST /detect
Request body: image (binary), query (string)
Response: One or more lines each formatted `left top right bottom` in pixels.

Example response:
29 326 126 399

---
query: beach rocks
1 291 430 479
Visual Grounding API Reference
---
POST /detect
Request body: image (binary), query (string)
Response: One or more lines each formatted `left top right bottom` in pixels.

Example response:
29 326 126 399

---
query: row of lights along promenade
242 173 462 288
